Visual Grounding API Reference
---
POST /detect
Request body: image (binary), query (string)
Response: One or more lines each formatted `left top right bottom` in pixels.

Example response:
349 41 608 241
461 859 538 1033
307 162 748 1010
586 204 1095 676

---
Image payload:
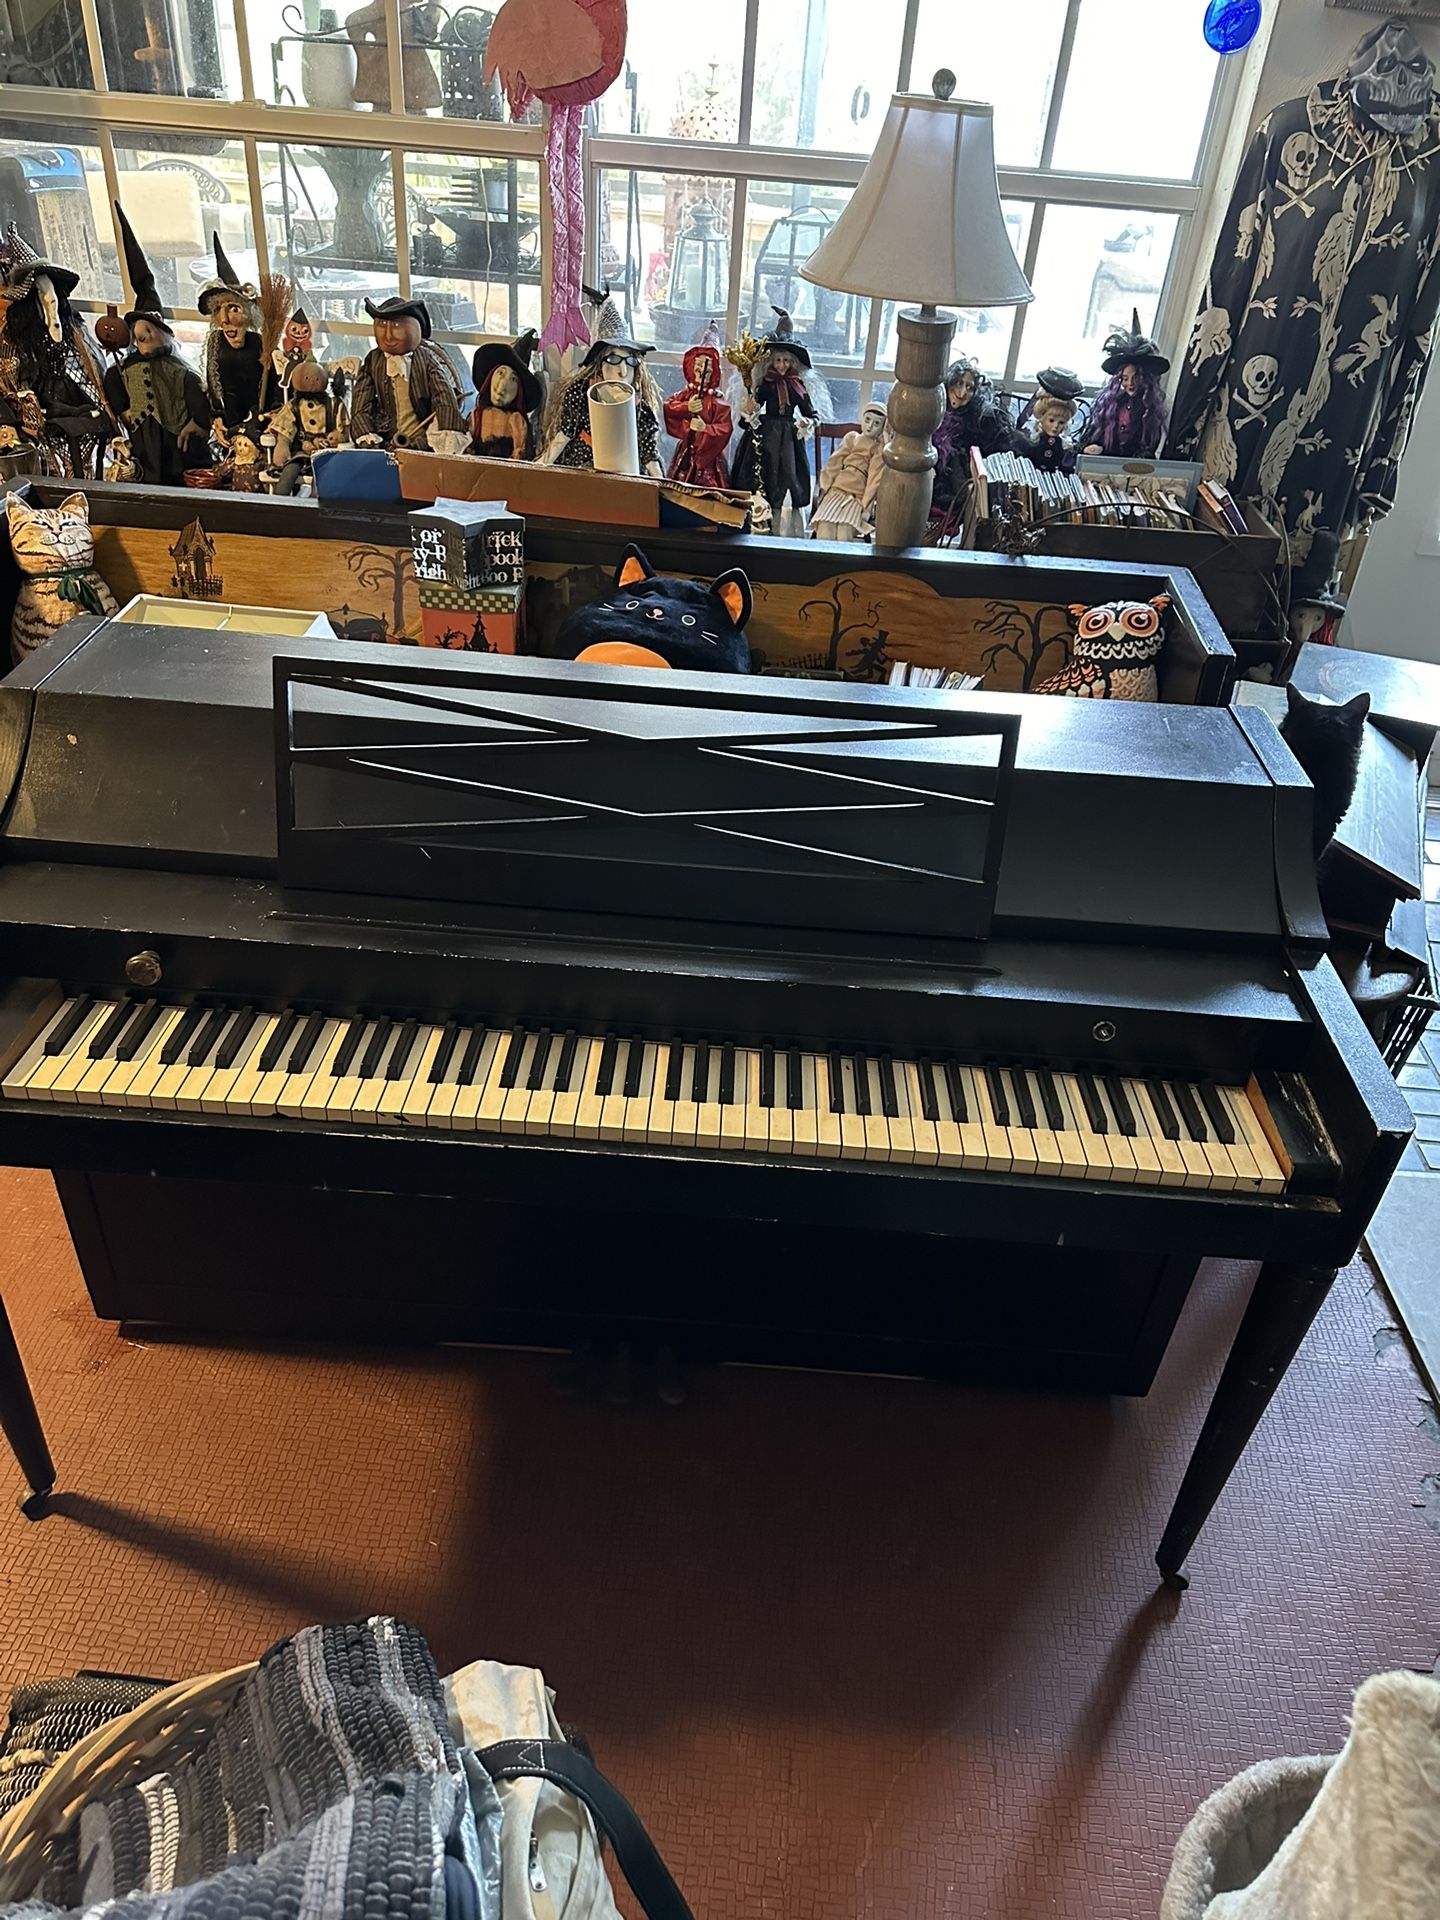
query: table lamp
802 74 1033 549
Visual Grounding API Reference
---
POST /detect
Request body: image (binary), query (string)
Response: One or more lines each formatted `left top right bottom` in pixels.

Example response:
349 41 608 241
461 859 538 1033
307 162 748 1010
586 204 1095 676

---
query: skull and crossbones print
1234 354 1281 426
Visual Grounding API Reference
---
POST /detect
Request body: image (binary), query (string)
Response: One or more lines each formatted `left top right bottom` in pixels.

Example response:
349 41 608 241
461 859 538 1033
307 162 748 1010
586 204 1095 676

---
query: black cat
1280 682 1370 854
556 545 753 674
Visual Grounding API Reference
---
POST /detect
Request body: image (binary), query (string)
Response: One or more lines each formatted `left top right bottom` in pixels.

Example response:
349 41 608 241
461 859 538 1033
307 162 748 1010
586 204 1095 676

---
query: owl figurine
1032 595 1169 700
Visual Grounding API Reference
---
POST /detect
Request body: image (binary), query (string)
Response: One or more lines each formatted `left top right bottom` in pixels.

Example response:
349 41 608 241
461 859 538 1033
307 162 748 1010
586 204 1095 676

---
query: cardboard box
396 451 660 527
417 577 523 654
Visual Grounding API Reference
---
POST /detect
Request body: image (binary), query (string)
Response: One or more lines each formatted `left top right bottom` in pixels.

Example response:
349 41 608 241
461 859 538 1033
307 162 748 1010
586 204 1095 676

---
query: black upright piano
0 617 1412 1582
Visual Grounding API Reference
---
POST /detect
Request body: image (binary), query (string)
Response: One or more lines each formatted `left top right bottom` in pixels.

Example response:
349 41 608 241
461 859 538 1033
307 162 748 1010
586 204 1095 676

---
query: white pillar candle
587 380 641 475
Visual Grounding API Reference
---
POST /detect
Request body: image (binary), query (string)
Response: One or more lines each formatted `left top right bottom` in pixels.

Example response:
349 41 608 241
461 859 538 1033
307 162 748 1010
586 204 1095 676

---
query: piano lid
0 618 1326 950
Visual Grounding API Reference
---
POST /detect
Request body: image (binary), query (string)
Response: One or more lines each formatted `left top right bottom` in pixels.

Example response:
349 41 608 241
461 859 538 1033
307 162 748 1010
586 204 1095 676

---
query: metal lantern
747 201 856 356
650 197 730 349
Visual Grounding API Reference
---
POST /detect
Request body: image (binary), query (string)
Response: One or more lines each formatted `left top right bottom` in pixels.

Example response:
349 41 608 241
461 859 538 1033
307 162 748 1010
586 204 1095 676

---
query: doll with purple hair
1081 309 1169 459
932 356 1013 511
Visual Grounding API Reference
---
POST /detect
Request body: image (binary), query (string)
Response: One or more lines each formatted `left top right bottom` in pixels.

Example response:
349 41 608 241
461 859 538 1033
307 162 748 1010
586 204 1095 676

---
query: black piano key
759 1045 776 1109
1077 1071 1109 1135
161 1004 209 1067
1174 1081 1209 1143
984 1064 1010 1127
89 1000 138 1059
1009 1067 1037 1130
917 1061 941 1123
623 1036 645 1099
1104 1076 1138 1137
787 1049 804 1111
878 1057 899 1120
1036 1065 1066 1131
664 1041 684 1101
552 1029 579 1092
498 1028 527 1090
527 1030 555 1092
384 1018 419 1080
1147 1078 1181 1141
332 1014 370 1078
1198 1080 1236 1144
689 1040 709 1104
852 1057 872 1118
114 999 163 1063
287 1008 329 1074
718 1044 736 1107
186 1004 233 1067
358 1016 392 1078
595 1033 619 1098
456 1025 488 1086
428 1022 460 1084
213 1007 257 1070
944 1060 968 1123
828 1052 846 1115
258 1009 301 1073
45 995 95 1055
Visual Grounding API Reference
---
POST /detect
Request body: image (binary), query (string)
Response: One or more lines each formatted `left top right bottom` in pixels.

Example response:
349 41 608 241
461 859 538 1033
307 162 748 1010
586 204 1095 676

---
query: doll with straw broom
197 235 291 446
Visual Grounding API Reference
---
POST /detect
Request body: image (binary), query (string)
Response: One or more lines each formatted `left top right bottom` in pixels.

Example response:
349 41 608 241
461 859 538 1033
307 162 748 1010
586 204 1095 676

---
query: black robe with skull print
1168 80 1440 541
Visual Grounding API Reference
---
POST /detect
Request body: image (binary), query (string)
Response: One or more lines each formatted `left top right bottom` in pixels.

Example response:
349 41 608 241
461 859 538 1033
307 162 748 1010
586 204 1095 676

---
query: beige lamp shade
801 95 1033 311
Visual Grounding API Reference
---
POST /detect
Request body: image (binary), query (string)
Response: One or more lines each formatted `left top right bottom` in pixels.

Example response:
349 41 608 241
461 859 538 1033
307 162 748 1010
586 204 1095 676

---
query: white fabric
445 1661 623 1920
1162 1671 1440 1920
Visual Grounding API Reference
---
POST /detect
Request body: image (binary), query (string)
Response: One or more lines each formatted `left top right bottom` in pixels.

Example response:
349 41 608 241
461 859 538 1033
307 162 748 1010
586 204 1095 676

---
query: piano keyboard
1 995 1290 1193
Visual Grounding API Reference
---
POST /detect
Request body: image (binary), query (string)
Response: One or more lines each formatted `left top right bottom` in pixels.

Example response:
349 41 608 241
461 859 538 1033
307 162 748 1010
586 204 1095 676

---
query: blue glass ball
1203 0 1261 54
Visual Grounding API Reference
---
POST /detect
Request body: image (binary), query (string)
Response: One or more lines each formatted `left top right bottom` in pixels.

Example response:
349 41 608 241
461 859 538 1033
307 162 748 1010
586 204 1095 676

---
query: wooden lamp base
874 304 955 550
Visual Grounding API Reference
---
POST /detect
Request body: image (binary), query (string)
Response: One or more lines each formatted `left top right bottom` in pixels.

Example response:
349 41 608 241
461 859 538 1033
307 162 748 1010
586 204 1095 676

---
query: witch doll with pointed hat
349 296 468 453
1081 308 1169 459
538 288 663 475
196 234 266 441
468 328 542 459
730 310 819 534
102 203 213 486
0 222 115 479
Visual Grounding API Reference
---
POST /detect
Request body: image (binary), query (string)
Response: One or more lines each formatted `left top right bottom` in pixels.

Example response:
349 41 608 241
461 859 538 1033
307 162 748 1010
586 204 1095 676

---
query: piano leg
1155 1261 1338 1589
0 1291 55 1518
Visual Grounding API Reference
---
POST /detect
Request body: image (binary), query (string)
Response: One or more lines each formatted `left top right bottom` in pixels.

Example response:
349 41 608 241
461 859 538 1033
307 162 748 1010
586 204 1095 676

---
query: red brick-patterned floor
1 1162 1437 1917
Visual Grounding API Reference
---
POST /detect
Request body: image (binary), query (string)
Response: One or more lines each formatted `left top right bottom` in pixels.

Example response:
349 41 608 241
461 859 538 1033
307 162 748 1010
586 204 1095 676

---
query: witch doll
350 296 468 452
0 223 114 479
539 293 663 474
1082 308 1169 458
198 235 265 441
468 329 542 459
732 312 816 532
101 203 213 486
932 356 1013 511
663 337 732 490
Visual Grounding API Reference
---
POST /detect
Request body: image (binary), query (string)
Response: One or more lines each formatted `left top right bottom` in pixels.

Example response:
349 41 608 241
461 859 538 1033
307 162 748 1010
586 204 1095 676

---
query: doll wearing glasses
541 334 664 475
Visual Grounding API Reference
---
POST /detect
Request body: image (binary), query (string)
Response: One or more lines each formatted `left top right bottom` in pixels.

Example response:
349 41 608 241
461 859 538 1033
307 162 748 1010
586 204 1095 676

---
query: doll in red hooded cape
663 340 732 490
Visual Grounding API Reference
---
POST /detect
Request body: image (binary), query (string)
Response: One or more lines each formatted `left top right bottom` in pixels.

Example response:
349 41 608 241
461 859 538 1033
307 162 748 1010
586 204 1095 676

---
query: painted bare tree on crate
342 542 416 642
976 599 1072 689
797 577 894 679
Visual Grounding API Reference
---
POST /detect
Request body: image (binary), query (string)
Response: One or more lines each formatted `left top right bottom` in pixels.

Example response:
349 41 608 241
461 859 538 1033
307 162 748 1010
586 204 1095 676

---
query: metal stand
1156 1261 1339 1589
0 1292 54 1518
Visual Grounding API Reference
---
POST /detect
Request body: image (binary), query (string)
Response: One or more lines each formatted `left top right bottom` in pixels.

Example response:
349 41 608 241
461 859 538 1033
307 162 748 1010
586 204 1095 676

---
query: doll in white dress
809 403 886 540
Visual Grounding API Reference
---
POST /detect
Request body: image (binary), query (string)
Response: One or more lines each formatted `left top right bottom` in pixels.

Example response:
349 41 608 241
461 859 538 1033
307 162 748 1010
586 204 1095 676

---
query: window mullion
725 176 749 344
1037 0 1082 171
244 137 271 280
737 0 760 147
231 0 259 103
897 0 921 93
1004 200 1047 385
384 0 407 123
392 149 412 297
78 0 108 92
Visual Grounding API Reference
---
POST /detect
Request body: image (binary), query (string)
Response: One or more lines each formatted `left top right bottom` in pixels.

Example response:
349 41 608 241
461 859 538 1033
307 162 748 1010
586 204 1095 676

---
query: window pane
1051 0 1219 178
596 169 737 347
1015 204 1177 383
0 8 94 88
911 0 1067 168
0 131 112 301
404 153 542 333
104 0 234 98
597 0 745 141
255 142 400 323
739 183 869 362
114 136 251 314
750 0 904 153
875 203 1032 380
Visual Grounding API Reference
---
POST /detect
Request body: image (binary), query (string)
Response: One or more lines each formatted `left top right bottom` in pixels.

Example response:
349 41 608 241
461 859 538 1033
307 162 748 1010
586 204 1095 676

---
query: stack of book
965 447 1205 543
884 661 982 691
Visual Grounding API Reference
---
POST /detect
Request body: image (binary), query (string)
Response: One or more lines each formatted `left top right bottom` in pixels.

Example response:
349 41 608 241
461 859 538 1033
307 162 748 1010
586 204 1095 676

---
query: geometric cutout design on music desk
275 655 1020 940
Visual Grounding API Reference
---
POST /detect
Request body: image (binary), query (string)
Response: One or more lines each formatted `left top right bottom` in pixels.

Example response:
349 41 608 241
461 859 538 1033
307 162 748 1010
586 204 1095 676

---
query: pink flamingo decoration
485 0 628 353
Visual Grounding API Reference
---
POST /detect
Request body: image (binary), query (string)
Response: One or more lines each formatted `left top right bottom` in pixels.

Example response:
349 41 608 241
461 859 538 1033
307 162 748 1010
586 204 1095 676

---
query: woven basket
0 1662 255 1903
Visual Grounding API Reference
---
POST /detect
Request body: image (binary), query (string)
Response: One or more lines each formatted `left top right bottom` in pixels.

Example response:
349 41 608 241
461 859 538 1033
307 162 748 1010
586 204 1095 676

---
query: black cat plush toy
557 546 752 674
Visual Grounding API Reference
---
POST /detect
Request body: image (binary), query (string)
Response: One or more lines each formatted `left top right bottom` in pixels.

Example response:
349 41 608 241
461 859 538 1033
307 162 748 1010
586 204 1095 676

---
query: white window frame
0 0 1256 382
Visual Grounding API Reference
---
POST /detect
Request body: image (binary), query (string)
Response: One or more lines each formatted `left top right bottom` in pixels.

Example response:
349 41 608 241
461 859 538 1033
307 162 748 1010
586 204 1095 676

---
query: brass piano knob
1092 1020 1116 1044
124 949 164 988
